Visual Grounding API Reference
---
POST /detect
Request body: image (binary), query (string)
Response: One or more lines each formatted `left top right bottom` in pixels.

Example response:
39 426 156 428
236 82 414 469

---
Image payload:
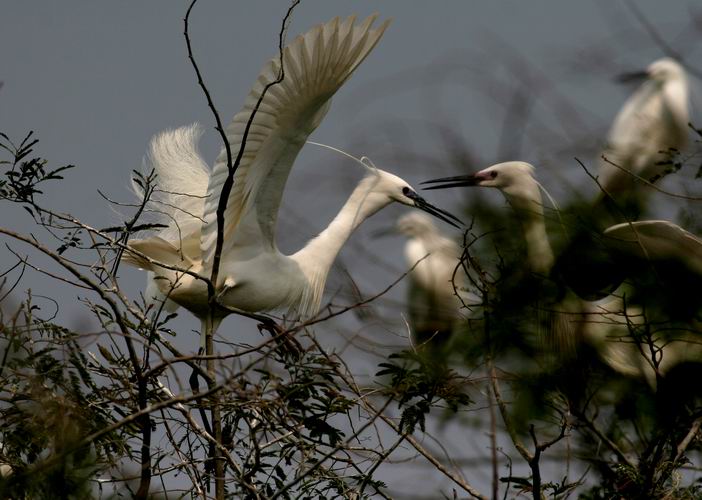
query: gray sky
1 1 700 496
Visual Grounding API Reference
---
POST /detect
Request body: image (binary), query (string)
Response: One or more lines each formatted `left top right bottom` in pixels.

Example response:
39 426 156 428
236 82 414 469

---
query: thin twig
623 0 702 79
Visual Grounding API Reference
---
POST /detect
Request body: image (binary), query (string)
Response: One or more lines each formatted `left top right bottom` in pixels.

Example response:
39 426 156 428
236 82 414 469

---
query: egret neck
503 184 555 276
292 174 390 283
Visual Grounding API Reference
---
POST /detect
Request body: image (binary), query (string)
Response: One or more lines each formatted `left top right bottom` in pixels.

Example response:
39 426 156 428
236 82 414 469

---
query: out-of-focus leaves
377 350 472 434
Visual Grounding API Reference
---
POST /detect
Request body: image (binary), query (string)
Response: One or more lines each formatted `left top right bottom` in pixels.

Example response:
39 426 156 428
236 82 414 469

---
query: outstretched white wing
200 15 390 266
604 220 702 275
124 124 210 311
133 124 210 260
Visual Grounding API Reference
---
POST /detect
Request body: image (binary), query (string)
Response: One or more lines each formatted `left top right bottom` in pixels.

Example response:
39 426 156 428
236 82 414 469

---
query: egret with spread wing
123 15 461 347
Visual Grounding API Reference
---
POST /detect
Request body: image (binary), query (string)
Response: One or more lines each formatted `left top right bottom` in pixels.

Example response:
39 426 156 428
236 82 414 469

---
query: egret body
396 212 467 347
123 16 460 346
599 58 689 213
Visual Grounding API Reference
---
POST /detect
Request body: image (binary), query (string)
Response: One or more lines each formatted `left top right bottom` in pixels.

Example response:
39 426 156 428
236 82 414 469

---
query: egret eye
402 186 411 196
490 171 498 179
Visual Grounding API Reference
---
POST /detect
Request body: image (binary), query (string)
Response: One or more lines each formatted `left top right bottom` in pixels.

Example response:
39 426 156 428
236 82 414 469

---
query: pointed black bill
421 173 482 190
404 190 463 228
617 70 648 84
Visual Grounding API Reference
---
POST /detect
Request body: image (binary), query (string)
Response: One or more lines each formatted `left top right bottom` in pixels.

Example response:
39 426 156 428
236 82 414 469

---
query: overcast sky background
2 1 701 496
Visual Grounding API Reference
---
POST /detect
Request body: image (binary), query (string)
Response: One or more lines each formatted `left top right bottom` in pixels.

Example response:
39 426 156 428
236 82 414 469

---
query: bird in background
392 212 472 349
122 15 461 348
557 58 692 300
423 161 702 380
598 57 689 219
424 162 574 353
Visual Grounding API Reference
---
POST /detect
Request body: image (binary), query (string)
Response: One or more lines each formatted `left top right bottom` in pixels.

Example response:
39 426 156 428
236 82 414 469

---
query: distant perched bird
598 58 689 216
123 15 461 347
551 59 691 301
395 212 468 348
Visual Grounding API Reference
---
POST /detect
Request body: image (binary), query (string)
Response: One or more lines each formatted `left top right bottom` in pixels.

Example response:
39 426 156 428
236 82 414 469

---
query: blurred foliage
377 350 472 433
0 295 123 499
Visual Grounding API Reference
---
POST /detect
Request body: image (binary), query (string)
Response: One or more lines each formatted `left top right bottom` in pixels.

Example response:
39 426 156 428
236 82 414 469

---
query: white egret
425 162 578 353
122 15 461 346
598 58 689 214
556 60 690 299
394 212 468 348
423 162 702 377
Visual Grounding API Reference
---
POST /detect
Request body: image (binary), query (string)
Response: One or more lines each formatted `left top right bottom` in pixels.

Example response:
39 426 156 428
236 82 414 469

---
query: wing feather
139 124 209 246
604 220 702 275
199 15 390 265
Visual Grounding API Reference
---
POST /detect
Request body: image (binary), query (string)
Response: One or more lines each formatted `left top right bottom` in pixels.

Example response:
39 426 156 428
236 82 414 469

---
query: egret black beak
404 190 463 228
617 70 648 84
421 172 488 190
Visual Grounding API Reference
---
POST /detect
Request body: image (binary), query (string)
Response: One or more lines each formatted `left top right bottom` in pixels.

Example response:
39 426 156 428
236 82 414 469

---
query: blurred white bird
583 296 702 388
551 59 691 300
394 212 470 348
123 15 461 347
603 219 702 276
598 58 689 214
423 162 702 376
425 162 575 352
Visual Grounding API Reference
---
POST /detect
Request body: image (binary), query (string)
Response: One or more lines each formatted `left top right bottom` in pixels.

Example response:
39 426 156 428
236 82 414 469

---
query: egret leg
188 370 212 436
189 316 221 438
199 315 222 352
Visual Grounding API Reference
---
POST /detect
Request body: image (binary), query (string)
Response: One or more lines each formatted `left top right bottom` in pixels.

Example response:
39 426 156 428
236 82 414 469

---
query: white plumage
582 296 702 388
599 58 689 207
396 212 468 346
603 220 702 276
123 15 461 346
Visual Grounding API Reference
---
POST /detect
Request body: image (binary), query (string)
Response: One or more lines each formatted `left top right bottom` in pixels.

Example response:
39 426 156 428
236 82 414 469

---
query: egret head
396 212 438 238
423 161 535 191
422 161 543 213
618 57 686 85
647 58 685 82
304 143 462 228
365 168 462 228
